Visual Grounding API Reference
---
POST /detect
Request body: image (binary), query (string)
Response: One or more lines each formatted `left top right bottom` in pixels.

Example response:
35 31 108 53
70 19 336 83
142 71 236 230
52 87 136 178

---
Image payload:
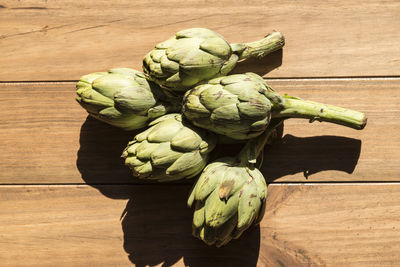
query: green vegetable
121 114 217 182
143 28 284 94
187 121 282 247
76 68 179 130
183 72 367 140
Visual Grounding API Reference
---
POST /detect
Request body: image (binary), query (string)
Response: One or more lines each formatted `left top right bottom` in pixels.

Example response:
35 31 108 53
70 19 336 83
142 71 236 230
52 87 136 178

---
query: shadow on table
260 134 362 181
76 116 136 188
120 185 261 267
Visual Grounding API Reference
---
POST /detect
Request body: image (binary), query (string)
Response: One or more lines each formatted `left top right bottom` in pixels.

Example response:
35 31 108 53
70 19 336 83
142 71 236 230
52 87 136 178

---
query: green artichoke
121 114 217 182
182 72 282 140
187 121 282 247
143 28 284 93
188 158 267 247
76 68 179 130
183 72 367 140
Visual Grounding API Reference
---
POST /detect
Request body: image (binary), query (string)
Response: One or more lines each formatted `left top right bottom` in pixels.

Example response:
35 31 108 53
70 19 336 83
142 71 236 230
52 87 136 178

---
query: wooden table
1 1 399 266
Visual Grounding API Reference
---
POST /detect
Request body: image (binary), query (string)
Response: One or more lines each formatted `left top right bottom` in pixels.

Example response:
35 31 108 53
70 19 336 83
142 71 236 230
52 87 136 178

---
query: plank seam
1 181 400 186
0 76 400 85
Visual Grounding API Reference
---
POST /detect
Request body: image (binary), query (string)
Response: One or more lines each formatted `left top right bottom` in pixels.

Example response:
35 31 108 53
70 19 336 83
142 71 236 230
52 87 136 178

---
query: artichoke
76 68 179 130
187 121 282 247
188 158 267 247
183 72 367 140
122 114 217 182
182 72 283 140
143 28 284 93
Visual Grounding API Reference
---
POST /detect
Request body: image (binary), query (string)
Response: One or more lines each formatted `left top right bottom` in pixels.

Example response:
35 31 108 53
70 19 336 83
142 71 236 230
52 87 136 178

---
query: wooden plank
1 184 400 266
1 0 399 81
0 78 398 184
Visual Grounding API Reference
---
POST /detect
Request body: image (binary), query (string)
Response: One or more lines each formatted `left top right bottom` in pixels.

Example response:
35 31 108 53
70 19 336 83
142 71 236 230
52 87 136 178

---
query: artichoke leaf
237 101 271 119
199 86 238 110
183 95 211 118
166 151 204 175
114 86 156 114
147 119 182 142
193 201 206 228
237 180 261 230
170 126 202 152
160 55 180 74
150 142 182 168
134 161 153 176
134 127 153 142
135 141 160 160
205 189 239 228
219 167 248 200
199 37 231 59
150 49 166 63
166 38 202 62
194 163 226 202
92 73 136 99
211 104 241 122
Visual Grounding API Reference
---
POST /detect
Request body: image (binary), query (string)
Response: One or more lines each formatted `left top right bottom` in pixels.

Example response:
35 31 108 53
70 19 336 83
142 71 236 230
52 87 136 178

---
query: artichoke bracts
183 72 281 140
122 114 217 182
187 121 282 247
183 72 367 140
143 28 284 94
76 68 179 130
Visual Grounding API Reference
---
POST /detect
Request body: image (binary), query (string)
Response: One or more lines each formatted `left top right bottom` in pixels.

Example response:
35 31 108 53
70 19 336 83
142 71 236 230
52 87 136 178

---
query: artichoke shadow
76 116 139 192
121 185 261 267
260 134 362 182
76 115 261 266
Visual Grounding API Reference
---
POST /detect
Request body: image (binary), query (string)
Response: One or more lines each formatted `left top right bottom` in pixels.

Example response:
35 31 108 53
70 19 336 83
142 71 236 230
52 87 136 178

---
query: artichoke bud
188 158 267 246
143 28 284 94
76 68 177 130
183 73 278 140
187 125 279 246
122 114 217 182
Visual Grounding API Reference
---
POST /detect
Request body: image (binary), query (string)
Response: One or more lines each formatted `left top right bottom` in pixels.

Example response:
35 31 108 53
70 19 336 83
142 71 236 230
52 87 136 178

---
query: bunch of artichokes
75 27 367 247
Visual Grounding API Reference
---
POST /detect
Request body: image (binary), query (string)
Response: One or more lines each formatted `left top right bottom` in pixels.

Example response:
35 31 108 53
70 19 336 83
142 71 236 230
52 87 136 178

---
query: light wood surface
0 79 398 184
1 0 399 265
1 0 399 81
1 184 400 266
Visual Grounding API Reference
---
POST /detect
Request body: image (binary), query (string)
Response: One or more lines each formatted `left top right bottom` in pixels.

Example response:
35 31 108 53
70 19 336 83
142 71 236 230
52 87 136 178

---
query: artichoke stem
239 119 284 166
273 96 367 130
231 32 285 60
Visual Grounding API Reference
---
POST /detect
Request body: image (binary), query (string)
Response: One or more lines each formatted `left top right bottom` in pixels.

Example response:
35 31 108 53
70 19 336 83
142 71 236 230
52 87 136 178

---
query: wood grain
1 0 399 81
1 1 399 266
1 184 399 266
1 78 398 184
